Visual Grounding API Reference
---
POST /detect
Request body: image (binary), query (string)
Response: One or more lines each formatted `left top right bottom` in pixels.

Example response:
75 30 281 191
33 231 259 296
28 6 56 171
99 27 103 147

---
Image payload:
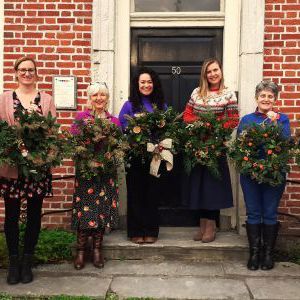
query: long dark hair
129 67 165 112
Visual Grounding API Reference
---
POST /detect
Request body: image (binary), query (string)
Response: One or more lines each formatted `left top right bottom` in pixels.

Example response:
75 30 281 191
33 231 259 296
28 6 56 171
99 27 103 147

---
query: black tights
4 194 44 256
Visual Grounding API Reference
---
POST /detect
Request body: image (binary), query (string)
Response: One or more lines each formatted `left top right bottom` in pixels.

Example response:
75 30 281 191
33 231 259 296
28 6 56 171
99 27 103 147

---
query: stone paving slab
0 276 111 298
223 261 300 278
36 261 224 277
110 276 250 300
246 277 300 300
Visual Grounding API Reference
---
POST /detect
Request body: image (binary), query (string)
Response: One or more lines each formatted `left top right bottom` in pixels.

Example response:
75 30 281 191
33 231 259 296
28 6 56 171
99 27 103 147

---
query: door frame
115 0 242 230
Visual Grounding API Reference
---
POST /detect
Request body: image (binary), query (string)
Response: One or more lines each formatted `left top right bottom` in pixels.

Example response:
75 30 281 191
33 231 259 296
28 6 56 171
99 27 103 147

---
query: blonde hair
87 82 109 110
198 58 225 98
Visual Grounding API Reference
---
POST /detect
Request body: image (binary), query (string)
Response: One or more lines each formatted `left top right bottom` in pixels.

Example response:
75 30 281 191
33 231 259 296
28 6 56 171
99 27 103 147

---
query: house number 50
171 66 181 75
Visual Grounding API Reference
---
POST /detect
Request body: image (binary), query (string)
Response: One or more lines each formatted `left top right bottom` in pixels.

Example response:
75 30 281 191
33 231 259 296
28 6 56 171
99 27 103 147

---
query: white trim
0 1 4 93
114 0 131 115
130 12 225 27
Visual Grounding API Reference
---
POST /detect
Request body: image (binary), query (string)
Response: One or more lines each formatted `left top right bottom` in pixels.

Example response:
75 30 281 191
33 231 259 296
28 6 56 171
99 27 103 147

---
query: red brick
282 34 300 40
282 5 300 10
57 18 76 24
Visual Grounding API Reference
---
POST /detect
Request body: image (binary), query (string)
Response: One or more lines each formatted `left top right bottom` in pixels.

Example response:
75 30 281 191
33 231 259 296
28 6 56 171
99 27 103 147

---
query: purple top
118 96 167 130
70 110 120 135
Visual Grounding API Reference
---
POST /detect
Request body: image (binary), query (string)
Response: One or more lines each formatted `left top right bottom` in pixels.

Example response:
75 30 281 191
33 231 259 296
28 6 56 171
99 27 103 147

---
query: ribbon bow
147 138 173 178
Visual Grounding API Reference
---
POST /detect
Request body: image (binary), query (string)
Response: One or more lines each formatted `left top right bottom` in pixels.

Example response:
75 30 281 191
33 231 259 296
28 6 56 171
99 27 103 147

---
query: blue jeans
240 175 285 225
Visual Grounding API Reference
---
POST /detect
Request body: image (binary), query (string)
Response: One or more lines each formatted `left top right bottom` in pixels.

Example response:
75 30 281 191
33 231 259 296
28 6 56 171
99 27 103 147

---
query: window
133 0 220 12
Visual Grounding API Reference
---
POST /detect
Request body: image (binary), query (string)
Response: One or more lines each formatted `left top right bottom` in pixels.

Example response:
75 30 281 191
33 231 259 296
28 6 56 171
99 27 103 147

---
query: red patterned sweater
183 87 239 128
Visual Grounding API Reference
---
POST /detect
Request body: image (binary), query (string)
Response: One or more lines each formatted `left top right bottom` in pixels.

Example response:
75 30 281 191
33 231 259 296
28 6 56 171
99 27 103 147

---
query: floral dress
71 110 120 231
0 92 52 199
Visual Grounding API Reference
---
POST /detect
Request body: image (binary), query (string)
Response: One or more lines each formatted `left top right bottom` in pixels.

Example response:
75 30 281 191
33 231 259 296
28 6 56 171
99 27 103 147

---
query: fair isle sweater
183 87 239 128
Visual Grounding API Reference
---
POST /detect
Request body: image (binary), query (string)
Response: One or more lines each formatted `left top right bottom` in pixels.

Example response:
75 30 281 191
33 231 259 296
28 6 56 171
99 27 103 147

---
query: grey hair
255 80 279 99
87 82 109 99
86 82 109 109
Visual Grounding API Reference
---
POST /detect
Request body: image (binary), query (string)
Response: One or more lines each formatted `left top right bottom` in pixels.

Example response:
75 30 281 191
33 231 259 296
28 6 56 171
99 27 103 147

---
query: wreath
0 109 69 181
229 122 293 186
70 111 128 180
182 113 234 178
124 106 184 177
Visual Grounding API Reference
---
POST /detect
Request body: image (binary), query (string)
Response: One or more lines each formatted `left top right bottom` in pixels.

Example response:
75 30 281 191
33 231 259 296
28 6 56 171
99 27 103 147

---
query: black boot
261 222 279 270
246 223 261 271
21 254 33 284
7 255 20 285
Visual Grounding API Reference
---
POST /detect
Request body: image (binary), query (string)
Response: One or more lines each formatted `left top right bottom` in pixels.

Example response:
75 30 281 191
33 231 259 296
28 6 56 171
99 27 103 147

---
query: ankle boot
92 230 104 268
246 223 261 271
7 255 20 285
193 219 207 241
202 219 216 243
74 230 88 270
21 254 33 284
261 222 279 270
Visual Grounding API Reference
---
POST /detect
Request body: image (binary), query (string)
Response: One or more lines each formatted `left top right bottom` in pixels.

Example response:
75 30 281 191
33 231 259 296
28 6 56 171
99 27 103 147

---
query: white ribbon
147 138 173 178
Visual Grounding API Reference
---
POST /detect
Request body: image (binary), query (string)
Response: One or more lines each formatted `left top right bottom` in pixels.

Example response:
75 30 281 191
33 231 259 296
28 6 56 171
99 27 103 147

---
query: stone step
102 227 248 262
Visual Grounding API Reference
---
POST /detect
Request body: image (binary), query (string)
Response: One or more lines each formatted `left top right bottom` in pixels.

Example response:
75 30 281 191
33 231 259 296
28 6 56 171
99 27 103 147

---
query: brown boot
202 219 216 243
74 230 88 270
193 219 207 241
92 230 104 268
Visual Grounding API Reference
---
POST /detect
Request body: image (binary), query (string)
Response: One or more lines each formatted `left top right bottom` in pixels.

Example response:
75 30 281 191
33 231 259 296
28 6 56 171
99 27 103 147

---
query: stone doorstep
101 227 249 262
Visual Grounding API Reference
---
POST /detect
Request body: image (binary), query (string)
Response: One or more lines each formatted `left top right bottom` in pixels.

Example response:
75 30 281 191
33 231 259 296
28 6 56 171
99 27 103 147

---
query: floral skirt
0 174 52 199
71 174 119 231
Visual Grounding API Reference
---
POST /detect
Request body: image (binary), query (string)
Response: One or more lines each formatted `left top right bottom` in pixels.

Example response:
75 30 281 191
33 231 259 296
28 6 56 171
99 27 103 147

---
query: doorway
131 28 223 225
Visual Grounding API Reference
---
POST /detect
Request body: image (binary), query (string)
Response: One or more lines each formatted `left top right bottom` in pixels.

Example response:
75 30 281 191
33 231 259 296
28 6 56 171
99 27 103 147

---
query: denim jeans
240 175 285 225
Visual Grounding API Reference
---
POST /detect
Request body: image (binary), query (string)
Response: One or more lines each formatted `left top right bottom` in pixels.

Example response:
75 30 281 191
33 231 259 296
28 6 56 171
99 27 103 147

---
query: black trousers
126 158 160 238
4 193 44 256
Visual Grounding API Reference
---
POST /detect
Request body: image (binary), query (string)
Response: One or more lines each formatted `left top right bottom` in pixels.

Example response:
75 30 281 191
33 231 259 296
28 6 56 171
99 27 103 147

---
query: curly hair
129 67 165 112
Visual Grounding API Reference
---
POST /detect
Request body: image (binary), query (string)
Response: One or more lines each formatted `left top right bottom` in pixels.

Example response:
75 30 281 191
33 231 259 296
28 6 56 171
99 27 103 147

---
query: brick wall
264 0 300 235
0 1 299 235
0 0 93 229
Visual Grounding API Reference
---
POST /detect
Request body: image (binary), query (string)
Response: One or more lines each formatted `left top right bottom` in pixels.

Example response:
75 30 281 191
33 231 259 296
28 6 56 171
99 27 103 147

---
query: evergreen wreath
70 111 128 180
183 113 234 178
229 122 293 186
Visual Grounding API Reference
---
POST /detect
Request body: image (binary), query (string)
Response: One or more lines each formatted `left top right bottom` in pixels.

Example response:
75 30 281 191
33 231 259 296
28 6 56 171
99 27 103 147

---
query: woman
71 82 120 270
183 58 239 243
119 67 166 244
0 56 56 284
237 80 290 271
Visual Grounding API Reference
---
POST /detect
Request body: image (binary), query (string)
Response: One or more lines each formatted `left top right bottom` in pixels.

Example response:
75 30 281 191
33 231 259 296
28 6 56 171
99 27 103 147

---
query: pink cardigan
0 90 56 179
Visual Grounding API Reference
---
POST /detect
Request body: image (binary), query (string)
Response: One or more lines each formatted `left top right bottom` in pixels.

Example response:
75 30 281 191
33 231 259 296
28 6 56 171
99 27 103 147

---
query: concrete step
102 227 248 262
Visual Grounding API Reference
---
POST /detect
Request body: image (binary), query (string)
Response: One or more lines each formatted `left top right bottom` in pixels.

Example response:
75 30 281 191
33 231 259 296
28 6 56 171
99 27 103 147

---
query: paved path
1 260 300 299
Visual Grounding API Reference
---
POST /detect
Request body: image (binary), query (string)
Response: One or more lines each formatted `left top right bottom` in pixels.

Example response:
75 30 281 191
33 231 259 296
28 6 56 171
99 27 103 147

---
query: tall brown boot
193 219 207 241
202 219 216 243
74 230 88 270
92 230 104 268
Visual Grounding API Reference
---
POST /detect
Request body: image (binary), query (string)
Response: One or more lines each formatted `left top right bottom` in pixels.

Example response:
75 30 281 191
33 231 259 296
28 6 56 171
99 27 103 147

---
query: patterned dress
71 110 120 231
0 92 52 199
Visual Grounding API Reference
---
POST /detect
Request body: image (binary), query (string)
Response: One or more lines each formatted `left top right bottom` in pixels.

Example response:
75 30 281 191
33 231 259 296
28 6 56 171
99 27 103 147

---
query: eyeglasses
89 81 108 88
17 68 36 75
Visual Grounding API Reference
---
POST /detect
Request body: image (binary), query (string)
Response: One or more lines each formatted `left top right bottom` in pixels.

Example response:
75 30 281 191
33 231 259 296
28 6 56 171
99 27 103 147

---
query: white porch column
238 0 265 233
91 0 115 112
